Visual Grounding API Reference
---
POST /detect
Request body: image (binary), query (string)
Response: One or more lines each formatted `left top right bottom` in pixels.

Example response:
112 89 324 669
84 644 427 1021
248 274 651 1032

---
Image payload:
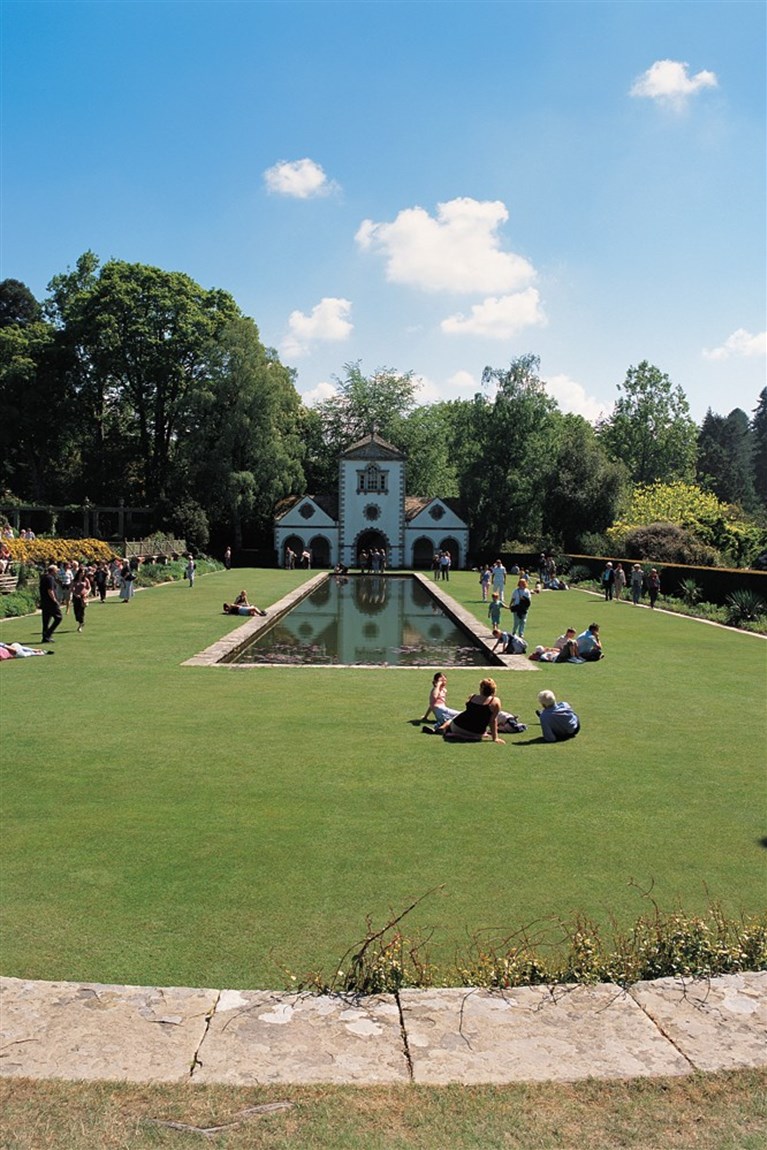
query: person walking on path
39 565 62 642
491 559 507 604
613 563 626 600
72 567 90 632
601 562 615 601
119 563 135 602
647 568 661 608
510 577 532 639
488 591 503 629
185 554 196 588
630 564 644 605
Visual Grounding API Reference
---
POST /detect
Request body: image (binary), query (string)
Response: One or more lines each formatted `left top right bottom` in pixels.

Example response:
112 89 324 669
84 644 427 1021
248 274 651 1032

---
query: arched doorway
309 535 331 568
412 536 434 570
355 529 390 568
283 534 304 568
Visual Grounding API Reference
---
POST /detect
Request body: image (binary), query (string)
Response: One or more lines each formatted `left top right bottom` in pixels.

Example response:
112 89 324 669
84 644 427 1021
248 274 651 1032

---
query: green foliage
310 361 419 465
607 481 766 566
542 414 627 548
725 588 766 625
0 587 38 619
598 361 698 485
459 354 558 548
156 497 209 552
293 895 767 992
677 578 703 606
0 278 41 327
621 522 720 565
567 564 592 584
697 407 757 511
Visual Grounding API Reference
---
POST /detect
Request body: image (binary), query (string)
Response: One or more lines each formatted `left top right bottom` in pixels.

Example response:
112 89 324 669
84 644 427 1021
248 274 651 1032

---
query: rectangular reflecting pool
226 575 491 666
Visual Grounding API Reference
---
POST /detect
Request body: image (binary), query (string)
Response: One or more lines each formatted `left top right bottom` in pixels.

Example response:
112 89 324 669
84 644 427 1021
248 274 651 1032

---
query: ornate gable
341 433 405 462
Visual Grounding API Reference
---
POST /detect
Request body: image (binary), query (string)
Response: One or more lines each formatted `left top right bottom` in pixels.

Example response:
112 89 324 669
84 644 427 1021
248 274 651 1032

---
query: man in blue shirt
577 623 604 661
536 690 580 742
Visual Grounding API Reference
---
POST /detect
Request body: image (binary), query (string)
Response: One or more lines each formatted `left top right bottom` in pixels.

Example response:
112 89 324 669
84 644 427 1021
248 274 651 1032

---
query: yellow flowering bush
6 538 119 566
607 482 732 543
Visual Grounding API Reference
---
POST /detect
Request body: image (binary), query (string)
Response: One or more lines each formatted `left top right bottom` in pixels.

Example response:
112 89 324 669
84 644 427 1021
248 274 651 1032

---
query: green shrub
567 565 592 584
726 588 767 625
0 587 39 619
677 578 703 606
287 894 767 993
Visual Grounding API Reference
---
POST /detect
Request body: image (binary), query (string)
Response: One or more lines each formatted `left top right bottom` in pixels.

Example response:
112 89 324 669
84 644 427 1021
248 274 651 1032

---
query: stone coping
182 571 536 671
1 973 764 1084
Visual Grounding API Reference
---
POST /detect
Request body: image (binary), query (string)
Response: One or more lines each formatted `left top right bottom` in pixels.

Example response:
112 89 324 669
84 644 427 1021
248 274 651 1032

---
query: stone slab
630 972 767 1071
399 985 693 1084
194 990 408 1084
0 977 217 1082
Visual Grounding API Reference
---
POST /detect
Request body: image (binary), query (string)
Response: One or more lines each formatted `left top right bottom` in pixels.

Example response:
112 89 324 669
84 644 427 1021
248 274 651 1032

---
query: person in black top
39 564 62 642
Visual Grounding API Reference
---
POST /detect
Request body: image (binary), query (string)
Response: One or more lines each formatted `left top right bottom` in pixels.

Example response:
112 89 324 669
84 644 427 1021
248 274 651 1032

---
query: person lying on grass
223 602 267 617
0 642 54 659
434 677 506 743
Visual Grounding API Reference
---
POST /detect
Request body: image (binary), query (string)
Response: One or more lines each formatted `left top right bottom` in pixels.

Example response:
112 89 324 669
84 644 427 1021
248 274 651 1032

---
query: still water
228 575 490 666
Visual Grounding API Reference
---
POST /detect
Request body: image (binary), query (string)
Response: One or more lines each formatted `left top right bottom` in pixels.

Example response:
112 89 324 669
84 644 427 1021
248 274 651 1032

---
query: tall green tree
457 354 558 549
598 361 697 485
751 388 767 510
542 413 627 548
0 279 41 328
47 255 239 501
398 402 459 498
312 361 419 456
697 407 756 511
179 317 304 547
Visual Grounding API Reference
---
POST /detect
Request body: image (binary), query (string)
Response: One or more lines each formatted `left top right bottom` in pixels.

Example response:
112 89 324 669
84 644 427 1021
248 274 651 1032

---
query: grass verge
2 1071 766 1149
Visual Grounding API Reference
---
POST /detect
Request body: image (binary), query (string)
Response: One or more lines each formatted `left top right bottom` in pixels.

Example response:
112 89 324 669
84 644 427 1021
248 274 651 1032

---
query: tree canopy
598 361 698 486
2 252 764 563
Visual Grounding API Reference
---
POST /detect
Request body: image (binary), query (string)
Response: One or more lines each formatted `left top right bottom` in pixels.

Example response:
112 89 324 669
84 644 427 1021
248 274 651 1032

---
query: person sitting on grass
223 601 267 617
577 622 604 661
434 677 506 743
421 671 460 728
536 690 580 742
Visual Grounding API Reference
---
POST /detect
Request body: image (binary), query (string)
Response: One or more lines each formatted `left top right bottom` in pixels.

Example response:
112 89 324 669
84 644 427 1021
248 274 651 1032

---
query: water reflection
230 575 489 666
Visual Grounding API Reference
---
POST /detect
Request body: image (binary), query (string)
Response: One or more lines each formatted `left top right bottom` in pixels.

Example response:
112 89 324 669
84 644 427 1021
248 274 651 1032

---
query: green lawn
1 569 765 989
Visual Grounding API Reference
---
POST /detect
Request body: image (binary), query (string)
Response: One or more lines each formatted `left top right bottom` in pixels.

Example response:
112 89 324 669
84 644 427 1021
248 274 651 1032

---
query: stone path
1 973 764 1084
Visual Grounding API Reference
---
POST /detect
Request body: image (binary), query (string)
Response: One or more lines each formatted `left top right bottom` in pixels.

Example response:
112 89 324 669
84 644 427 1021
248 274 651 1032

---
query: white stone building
274 433 469 569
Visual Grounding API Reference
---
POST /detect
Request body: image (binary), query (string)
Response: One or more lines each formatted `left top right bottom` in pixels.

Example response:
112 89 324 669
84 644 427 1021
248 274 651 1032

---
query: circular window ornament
429 503 445 520
364 503 380 521
299 503 315 519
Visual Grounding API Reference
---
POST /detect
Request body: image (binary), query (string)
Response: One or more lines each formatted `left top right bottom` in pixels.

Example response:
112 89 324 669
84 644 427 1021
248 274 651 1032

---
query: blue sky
2 0 765 423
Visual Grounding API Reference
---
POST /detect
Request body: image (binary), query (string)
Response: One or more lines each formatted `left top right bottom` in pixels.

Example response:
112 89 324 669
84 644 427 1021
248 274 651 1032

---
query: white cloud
281 297 353 358
412 370 479 404
263 158 338 198
299 380 339 407
630 60 718 107
542 373 607 423
355 197 536 293
440 289 546 338
703 328 767 361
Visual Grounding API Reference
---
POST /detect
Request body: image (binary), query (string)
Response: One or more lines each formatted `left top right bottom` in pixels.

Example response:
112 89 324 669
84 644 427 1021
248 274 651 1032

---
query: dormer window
357 465 388 494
